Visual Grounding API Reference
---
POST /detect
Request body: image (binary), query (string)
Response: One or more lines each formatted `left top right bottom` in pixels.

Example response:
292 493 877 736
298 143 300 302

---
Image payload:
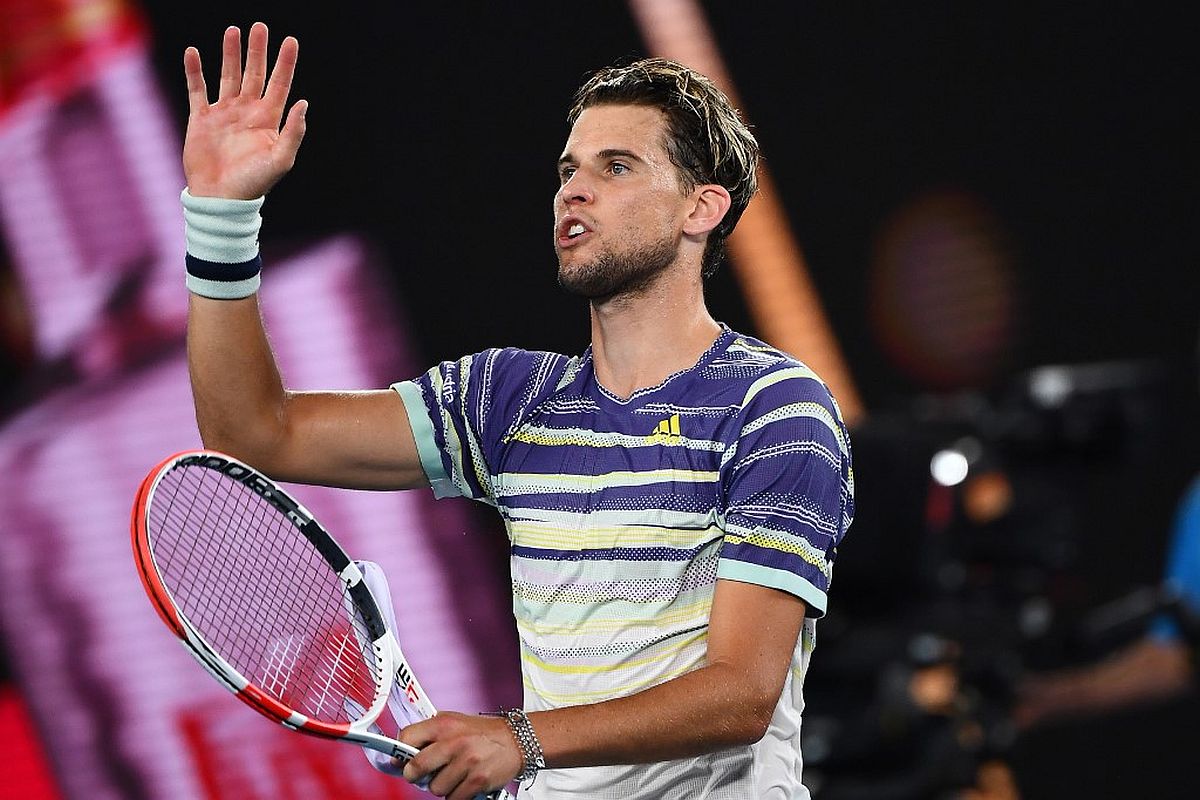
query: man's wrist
500 708 546 785
181 188 264 299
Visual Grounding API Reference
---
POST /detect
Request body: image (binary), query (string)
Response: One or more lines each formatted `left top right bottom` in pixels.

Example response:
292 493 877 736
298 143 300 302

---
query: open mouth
557 218 593 247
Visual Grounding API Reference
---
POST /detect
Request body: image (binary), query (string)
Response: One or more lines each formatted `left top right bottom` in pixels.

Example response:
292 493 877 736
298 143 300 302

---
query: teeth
567 223 586 238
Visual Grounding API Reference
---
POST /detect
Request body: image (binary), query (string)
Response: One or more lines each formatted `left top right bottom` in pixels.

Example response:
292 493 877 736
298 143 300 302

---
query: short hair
567 58 760 278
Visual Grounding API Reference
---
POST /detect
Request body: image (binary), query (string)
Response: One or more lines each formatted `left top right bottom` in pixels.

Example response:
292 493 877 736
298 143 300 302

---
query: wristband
181 188 264 299
502 708 546 785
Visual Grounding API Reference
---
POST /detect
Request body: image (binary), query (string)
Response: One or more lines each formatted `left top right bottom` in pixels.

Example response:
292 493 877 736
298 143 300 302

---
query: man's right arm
188 293 426 490
183 23 426 490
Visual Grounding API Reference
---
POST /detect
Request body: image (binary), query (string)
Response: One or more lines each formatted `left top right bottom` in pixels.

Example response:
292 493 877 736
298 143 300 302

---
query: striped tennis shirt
394 327 854 799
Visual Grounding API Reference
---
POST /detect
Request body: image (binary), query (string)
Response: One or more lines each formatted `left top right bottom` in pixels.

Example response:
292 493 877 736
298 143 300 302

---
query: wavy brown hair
568 58 760 278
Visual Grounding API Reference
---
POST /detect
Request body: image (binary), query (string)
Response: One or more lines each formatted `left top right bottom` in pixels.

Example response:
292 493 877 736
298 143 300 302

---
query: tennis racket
132 450 512 799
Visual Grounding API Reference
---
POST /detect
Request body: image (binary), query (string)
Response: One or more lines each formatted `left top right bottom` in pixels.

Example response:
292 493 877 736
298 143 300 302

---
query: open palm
183 23 307 200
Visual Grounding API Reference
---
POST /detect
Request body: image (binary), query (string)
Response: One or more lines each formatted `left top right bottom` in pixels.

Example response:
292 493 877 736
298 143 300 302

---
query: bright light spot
931 449 970 486
1029 366 1072 408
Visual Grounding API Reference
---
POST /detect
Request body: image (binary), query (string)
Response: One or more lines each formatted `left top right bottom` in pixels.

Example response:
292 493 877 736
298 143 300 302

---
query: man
182 22 853 800
1015 475 1198 728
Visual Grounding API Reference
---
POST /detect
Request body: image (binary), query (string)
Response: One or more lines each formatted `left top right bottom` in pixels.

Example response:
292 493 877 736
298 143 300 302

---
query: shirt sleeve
716 364 855 618
391 348 571 504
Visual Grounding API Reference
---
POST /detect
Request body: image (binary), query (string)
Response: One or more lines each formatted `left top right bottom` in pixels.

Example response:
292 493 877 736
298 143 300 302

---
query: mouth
556 217 593 248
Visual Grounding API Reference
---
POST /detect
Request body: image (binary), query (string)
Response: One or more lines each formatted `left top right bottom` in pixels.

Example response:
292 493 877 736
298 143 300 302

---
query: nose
559 172 593 206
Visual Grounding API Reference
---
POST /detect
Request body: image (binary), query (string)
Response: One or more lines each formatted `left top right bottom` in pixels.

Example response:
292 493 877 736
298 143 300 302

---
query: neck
587 263 721 399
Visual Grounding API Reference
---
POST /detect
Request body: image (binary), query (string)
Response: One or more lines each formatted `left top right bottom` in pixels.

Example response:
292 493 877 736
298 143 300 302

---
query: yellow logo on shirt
645 413 681 444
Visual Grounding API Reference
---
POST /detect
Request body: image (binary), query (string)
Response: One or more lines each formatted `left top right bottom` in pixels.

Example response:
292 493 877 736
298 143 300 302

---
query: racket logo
178 452 312 527
397 661 422 704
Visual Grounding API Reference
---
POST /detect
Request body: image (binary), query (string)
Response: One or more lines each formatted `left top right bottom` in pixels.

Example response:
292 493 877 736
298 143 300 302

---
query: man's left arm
400 579 805 799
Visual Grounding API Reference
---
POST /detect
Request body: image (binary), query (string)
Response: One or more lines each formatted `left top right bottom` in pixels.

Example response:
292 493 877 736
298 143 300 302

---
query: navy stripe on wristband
185 253 263 299
186 253 262 281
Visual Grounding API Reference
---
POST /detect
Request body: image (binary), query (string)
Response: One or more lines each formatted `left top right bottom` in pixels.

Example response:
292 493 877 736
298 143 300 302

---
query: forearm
180 191 426 488
187 292 290 460
181 182 294 466
401 657 781 796
1057 638 1192 710
531 657 776 769
1018 637 1193 727
186 290 427 488
529 582 805 768
179 23 310 469
402 583 805 795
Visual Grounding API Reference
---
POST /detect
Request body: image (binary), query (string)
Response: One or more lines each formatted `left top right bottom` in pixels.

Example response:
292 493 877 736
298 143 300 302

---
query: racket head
131 450 410 754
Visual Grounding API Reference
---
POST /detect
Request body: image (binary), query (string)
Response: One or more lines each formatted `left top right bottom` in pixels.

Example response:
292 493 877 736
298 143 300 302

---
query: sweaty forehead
560 104 671 162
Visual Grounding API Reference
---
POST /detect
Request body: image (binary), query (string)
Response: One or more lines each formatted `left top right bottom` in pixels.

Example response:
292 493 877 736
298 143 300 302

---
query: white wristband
181 189 265 299
181 188 264 263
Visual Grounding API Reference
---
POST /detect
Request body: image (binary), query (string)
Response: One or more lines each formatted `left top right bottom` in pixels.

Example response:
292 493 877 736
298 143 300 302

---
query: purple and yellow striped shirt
394 327 853 799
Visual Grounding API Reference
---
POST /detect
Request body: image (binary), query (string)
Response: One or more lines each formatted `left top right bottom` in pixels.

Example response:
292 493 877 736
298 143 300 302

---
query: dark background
134 1 1200 796
146 2 1198 381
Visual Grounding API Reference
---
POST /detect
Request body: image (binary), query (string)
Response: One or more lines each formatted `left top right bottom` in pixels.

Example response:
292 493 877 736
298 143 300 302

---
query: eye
559 165 577 183
609 162 629 175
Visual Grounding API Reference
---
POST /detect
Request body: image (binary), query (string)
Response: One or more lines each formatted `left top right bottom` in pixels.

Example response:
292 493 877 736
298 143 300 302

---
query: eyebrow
557 148 647 166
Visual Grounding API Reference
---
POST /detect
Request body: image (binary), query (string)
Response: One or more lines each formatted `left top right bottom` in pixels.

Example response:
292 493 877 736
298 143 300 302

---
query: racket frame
131 450 430 761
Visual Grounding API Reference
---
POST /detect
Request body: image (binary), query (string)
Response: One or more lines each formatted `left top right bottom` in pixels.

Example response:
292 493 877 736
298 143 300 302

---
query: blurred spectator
1015 475 1199 726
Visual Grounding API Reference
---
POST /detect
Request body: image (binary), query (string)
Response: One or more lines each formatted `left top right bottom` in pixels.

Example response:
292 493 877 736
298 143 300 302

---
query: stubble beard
557 237 678 302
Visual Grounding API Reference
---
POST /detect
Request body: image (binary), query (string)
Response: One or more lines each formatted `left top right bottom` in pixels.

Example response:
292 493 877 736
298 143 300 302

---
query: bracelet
501 708 546 785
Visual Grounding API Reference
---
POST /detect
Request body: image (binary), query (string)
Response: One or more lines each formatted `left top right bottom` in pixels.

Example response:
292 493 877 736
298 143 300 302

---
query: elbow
705 660 783 746
194 408 287 470
194 411 247 456
737 701 775 746
720 690 777 746
196 425 257 463
194 414 226 452
197 426 243 457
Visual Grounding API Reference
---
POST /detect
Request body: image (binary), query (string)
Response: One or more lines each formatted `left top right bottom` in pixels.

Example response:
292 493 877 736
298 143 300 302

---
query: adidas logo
645 413 682 444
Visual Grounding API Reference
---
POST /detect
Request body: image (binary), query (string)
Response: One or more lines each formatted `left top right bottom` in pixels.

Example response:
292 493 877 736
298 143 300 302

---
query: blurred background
1 1 1196 798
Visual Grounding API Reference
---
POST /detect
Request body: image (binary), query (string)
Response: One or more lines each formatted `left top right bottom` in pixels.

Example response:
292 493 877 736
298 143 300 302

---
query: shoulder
425 347 574 389
401 347 577 420
714 332 842 414
471 347 578 396
453 347 580 434
708 333 852 474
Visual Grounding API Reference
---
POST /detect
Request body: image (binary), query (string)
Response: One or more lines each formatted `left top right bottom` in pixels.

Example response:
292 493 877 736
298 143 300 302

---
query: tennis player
182 22 853 800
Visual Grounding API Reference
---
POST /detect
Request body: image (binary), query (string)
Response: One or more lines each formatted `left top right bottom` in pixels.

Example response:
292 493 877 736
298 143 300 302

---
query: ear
683 184 733 237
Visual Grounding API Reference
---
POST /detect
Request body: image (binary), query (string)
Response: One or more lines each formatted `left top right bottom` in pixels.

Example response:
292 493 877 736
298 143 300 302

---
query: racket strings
148 465 385 724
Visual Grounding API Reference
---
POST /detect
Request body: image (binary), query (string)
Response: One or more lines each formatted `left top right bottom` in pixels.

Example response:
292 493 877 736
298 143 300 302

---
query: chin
557 238 676 300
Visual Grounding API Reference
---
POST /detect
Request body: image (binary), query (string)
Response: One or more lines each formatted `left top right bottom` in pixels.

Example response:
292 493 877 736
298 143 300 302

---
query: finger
263 35 299 120
402 742 447 785
446 769 494 800
398 718 437 750
273 99 308 169
218 26 242 101
242 21 269 99
183 46 209 114
430 761 471 800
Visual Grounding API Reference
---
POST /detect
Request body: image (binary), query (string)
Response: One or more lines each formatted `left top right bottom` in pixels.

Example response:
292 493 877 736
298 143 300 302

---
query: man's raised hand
182 23 307 200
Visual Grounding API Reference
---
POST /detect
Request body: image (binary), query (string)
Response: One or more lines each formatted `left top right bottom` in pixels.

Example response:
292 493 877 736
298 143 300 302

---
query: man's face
553 104 692 300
